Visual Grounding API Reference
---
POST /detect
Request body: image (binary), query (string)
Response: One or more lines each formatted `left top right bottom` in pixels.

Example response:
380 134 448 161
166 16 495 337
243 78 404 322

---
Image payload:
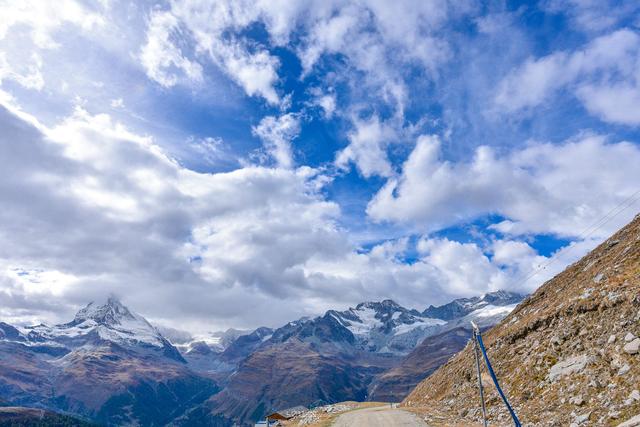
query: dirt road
331 406 428 427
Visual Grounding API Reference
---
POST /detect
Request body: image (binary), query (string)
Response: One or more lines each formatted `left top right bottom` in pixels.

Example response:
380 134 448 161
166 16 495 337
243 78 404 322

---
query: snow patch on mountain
471 303 518 318
326 300 447 354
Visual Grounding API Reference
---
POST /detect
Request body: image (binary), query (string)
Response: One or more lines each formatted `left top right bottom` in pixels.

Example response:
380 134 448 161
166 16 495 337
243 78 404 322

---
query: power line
510 188 640 290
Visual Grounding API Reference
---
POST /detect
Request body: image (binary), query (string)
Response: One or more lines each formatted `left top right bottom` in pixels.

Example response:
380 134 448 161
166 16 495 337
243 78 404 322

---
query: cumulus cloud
0 105 298 327
368 133 640 237
1 99 586 331
140 10 203 87
252 113 301 168
0 0 104 49
0 102 450 329
1 105 334 327
495 29 640 125
335 115 396 178
140 1 282 104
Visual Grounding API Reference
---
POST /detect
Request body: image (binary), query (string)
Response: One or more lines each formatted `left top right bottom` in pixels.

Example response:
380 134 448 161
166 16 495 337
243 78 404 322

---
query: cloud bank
0 0 639 332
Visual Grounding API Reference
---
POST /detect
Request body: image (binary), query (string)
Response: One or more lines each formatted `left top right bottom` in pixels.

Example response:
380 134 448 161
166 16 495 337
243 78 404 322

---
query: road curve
332 406 428 427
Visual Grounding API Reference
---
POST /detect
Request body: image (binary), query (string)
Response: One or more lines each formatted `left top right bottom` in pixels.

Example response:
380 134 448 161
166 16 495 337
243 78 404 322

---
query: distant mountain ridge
189 291 524 426
422 290 525 320
0 290 524 426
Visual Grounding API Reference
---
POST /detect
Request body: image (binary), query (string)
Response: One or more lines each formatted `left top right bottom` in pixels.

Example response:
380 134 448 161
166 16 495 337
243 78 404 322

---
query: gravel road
331 406 428 427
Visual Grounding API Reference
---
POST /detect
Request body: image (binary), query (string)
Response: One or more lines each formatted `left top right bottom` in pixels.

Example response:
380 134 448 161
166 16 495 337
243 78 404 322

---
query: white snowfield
470 303 518 318
319 296 523 356
332 304 447 355
441 303 519 333
341 306 445 337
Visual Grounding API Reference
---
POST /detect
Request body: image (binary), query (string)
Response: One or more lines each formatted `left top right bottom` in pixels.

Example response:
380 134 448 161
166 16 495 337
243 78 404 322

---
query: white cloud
110 98 124 108
252 113 301 168
314 93 336 119
0 101 454 330
494 51 570 112
368 133 640 238
140 10 203 88
0 101 337 328
187 136 231 166
0 52 44 90
335 115 396 178
417 238 505 295
215 42 280 104
1 99 584 331
543 0 640 33
0 1 103 94
140 1 281 104
576 81 640 125
138 0 469 110
495 29 640 125
0 0 104 49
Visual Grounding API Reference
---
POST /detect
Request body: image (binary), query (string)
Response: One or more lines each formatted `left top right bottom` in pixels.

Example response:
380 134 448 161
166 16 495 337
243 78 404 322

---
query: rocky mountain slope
367 327 471 402
186 293 522 426
404 214 640 426
0 298 218 426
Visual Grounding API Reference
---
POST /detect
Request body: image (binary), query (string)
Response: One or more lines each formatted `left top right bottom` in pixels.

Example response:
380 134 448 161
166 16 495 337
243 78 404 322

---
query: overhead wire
508 188 640 290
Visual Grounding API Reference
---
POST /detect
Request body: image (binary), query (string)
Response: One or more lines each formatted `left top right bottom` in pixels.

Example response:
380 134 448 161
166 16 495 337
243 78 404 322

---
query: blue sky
1 0 640 331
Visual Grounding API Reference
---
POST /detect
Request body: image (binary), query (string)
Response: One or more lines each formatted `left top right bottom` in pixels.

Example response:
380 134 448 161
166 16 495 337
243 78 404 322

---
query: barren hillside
404 214 640 426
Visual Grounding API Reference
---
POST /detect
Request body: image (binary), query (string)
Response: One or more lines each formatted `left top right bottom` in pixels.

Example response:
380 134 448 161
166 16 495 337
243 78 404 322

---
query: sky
1 0 640 333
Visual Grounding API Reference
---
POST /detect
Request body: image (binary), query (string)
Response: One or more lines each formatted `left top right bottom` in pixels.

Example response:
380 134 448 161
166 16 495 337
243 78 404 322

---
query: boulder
623 338 640 354
548 355 592 381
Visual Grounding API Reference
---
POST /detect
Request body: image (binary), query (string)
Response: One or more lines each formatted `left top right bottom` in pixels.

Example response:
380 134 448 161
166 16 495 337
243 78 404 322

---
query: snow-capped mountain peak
355 299 402 313
322 300 446 354
72 296 141 327
21 298 179 357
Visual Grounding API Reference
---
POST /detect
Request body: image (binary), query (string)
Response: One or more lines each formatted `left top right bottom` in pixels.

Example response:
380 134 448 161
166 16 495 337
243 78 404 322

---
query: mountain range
0 292 524 425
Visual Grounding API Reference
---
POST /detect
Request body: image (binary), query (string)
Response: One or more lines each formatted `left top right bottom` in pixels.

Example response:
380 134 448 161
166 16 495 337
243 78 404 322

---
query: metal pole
471 322 488 427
